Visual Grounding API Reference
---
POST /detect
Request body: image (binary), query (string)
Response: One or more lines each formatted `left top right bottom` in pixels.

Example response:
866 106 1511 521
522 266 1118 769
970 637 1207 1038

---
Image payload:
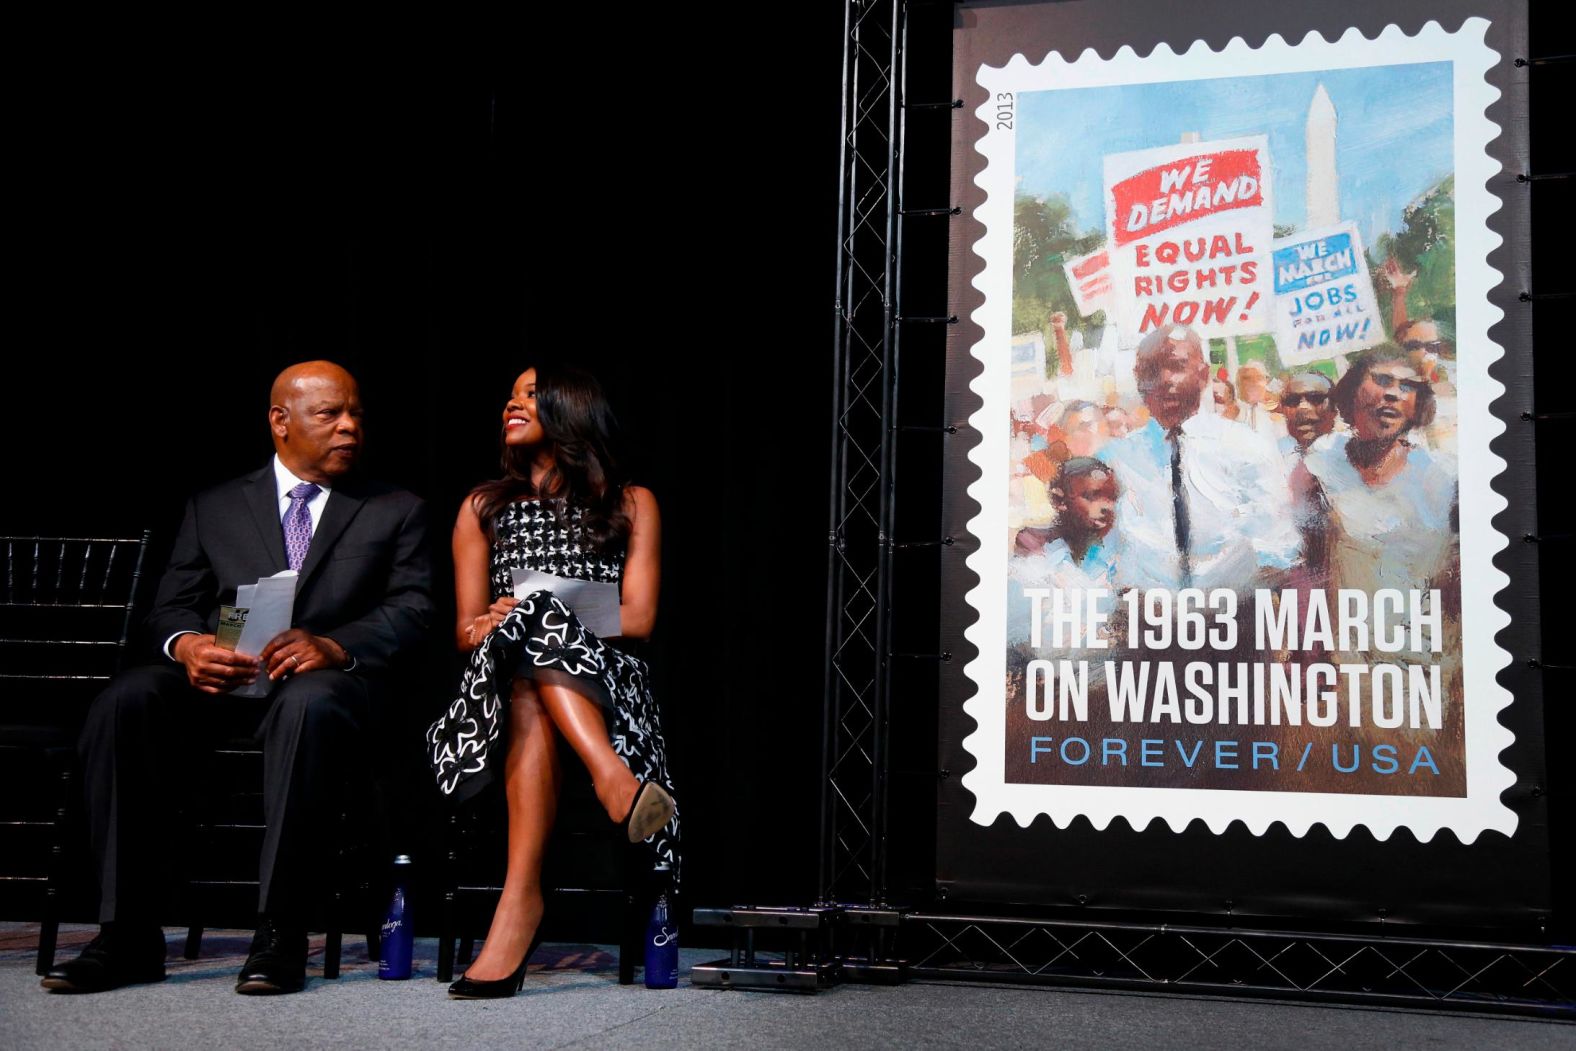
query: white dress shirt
1101 413 1298 592
271 454 332 529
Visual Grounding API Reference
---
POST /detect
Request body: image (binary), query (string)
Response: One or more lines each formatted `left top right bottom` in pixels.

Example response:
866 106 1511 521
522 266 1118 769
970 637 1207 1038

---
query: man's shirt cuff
163 630 200 661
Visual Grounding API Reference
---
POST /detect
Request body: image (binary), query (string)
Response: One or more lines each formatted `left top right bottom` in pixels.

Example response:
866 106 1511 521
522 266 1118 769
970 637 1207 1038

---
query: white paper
511 568 621 638
231 570 298 698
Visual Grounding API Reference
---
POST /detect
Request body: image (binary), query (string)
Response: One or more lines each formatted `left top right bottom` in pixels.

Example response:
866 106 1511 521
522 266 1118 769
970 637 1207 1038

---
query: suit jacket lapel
297 480 366 589
243 466 289 574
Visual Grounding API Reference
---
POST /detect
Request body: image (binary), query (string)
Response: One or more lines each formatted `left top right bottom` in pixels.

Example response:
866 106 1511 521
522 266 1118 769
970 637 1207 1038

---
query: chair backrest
0 533 152 684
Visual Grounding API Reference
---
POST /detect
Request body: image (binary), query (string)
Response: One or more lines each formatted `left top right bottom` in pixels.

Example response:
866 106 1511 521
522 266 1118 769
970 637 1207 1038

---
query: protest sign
1103 136 1275 341
1063 245 1113 317
1272 222 1384 366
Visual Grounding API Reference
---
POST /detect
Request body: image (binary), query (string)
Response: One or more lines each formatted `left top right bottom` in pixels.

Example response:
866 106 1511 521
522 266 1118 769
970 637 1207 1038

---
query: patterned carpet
1 922 1570 1051
0 920 620 980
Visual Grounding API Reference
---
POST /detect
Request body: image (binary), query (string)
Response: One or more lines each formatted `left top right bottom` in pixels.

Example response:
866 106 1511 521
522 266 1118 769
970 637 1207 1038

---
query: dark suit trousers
78 663 372 923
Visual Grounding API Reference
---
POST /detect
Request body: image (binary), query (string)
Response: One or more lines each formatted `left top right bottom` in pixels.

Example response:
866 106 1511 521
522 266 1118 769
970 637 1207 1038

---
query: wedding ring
288 655 300 667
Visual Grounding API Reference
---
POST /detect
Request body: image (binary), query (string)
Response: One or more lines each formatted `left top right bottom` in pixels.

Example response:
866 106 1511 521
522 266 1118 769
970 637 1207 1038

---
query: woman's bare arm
617 486 661 640
454 494 512 650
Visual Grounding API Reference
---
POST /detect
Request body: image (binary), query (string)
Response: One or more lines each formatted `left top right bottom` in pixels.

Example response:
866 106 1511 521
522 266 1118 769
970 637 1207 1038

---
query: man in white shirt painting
1100 325 1298 593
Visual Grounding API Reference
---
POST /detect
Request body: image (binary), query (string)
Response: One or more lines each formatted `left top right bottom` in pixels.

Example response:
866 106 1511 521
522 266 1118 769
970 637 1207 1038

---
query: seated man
43 361 432 996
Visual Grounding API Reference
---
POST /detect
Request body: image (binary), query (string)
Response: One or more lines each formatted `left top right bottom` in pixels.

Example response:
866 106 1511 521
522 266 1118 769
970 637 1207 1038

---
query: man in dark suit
43 361 433 995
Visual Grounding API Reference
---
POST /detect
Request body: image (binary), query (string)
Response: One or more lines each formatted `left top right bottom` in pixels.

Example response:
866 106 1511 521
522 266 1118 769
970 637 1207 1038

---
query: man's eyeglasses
1280 391 1329 408
1367 370 1429 395
1401 339 1450 355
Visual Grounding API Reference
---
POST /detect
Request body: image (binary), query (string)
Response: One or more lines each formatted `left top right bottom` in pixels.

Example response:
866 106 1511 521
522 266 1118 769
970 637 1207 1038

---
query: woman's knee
510 676 540 705
509 677 549 725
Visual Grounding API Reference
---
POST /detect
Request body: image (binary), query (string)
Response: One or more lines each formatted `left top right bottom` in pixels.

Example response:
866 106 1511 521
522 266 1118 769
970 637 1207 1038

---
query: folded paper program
230 570 298 698
510 567 621 638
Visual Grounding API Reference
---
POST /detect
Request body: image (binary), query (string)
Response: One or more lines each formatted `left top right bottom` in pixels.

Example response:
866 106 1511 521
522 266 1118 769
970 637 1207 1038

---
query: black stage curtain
6 18 844 922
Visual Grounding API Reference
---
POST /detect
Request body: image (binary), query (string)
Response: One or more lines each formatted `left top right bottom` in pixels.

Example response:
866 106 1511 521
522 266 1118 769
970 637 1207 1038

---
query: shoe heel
448 932 542 1000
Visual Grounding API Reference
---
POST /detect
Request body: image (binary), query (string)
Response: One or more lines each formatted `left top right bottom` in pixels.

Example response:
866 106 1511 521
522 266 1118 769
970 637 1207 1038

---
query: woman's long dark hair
472 365 632 554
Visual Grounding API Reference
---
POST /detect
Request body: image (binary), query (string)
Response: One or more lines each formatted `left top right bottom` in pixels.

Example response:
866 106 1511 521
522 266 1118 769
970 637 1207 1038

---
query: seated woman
426 365 678 999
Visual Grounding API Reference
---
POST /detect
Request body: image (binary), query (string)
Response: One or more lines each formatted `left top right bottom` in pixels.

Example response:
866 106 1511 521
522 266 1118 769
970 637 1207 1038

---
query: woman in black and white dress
427 365 678 999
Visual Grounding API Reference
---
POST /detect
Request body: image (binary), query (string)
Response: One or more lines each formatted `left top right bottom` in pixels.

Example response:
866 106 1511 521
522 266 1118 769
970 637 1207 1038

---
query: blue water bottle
644 863 678 989
378 854 414 980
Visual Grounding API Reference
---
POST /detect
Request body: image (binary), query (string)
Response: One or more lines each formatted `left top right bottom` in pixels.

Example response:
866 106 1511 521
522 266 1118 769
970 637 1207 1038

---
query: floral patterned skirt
426 589 680 878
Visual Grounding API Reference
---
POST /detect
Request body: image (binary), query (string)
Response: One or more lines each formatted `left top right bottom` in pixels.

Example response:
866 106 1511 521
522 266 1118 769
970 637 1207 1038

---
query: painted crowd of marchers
1003 67 1463 797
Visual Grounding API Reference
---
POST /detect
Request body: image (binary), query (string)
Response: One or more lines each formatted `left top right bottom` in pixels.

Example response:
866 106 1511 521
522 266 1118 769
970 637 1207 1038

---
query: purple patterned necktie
282 482 321 571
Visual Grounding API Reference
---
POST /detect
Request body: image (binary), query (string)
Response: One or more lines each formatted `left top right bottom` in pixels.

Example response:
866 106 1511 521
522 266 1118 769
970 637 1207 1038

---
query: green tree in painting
1369 175 1455 343
1013 193 1105 340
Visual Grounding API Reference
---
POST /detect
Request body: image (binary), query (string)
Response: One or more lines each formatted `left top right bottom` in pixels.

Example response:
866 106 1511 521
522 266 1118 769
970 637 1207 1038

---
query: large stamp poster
958 19 1522 850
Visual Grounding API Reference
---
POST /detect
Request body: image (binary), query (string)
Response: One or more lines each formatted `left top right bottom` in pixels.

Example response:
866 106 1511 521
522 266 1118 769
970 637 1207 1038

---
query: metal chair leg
36 759 71 974
437 813 458 982
324 928 342 980
35 917 58 976
620 886 638 986
437 889 456 982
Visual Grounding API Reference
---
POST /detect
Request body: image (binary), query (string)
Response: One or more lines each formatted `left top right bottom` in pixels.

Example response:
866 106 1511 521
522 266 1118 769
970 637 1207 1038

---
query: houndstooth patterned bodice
489 499 623 598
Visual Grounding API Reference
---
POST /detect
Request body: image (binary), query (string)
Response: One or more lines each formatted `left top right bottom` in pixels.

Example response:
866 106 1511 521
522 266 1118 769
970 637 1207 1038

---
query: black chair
179 738 385 979
436 759 650 985
0 533 378 979
0 533 152 976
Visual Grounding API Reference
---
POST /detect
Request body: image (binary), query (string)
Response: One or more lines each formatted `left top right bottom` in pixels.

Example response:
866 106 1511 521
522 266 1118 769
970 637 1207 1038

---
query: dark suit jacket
144 463 433 676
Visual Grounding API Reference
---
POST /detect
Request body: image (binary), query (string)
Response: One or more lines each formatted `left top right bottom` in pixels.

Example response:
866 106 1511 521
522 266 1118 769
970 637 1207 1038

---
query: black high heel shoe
621 780 676 844
447 931 543 1000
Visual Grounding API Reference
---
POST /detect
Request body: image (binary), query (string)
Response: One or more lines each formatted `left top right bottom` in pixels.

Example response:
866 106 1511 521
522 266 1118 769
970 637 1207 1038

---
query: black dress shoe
448 932 543 999
235 918 308 995
41 923 166 993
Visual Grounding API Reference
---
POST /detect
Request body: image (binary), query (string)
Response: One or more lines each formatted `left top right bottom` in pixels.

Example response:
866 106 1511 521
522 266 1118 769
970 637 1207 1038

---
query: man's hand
260 629 350 681
1049 311 1068 331
174 633 260 695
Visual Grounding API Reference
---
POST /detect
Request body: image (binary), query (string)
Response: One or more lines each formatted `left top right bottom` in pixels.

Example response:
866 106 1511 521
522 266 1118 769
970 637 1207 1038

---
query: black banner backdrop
937 0 1549 929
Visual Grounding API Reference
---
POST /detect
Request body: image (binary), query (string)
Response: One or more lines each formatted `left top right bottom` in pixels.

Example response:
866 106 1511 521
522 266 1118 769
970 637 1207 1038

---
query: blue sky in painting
1015 62 1452 247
